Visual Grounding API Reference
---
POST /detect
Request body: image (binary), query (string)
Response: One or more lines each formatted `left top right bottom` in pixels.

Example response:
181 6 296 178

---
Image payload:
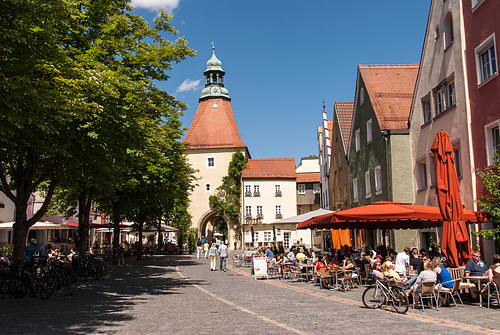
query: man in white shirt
217 240 229 272
394 247 410 276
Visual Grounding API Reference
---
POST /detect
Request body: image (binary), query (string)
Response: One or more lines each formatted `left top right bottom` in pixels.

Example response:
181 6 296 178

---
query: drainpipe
381 130 391 249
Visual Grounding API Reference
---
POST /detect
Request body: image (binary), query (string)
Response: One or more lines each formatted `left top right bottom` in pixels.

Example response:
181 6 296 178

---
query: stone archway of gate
198 210 219 241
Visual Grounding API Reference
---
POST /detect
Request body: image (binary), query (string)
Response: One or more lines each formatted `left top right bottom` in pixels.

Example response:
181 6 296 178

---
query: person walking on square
203 240 210 259
209 243 218 271
196 238 203 259
218 240 228 272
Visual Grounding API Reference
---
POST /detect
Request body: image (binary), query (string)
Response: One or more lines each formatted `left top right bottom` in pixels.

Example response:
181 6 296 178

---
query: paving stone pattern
0 253 499 335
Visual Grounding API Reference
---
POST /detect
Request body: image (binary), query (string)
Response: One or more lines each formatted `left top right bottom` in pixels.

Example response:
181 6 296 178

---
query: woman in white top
406 261 437 295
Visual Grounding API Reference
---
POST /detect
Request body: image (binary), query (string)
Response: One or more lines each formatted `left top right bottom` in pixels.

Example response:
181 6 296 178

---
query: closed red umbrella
431 131 472 267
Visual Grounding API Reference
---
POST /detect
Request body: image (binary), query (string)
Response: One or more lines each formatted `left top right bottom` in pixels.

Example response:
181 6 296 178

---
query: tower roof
182 98 247 150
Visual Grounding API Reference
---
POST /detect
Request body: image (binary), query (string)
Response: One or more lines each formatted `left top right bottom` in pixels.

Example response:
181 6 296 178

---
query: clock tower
182 46 249 249
199 46 231 101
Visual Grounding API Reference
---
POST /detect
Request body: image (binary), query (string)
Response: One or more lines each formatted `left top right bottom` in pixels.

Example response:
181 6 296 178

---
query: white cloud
131 0 180 12
177 79 202 93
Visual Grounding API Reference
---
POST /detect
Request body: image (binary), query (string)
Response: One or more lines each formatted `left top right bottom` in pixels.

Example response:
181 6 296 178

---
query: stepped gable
242 158 297 179
182 98 246 149
335 102 354 153
359 64 419 130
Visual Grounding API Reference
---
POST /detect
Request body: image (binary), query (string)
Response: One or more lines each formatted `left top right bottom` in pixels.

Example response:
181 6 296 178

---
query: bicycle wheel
9 274 25 298
362 286 385 309
60 273 75 296
40 271 57 300
391 287 409 314
92 262 107 280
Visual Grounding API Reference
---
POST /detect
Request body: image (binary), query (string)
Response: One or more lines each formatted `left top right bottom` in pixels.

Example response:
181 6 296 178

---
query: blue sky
132 0 431 165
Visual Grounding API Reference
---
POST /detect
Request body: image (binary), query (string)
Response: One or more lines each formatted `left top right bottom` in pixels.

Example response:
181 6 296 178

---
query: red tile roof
334 102 354 152
296 172 320 183
242 158 297 179
182 98 247 149
359 65 419 130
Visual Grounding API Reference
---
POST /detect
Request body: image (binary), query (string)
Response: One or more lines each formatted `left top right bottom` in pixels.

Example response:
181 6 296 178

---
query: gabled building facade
318 104 333 209
182 47 250 247
329 102 354 211
241 158 304 249
349 65 419 250
409 0 476 252
462 0 500 257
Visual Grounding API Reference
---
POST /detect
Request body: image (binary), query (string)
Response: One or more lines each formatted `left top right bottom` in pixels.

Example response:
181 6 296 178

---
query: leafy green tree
0 0 82 263
474 155 500 251
209 151 247 243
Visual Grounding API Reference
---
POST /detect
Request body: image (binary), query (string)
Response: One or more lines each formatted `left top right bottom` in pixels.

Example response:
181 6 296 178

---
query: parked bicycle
362 276 409 314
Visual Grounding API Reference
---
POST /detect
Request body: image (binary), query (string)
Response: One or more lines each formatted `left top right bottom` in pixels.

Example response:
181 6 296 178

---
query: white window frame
205 183 211 192
443 11 454 49
446 80 456 108
213 103 218 109
206 156 215 169
275 205 282 216
256 205 263 216
298 184 305 195
352 178 359 203
355 129 361 152
475 33 498 86
472 0 486 11
452 141 462 178
435 87 445 116
253 184 260 196
374 166 382 194
263 231 272 242
313 183 320 194
485 120 500 166
365 170 371 198
422 95 432 124
274 184 281 194
245 184 252 195
429 153 437 187
416 157 428 190
366 119 373 143
245 205 252 217
253 231 260 243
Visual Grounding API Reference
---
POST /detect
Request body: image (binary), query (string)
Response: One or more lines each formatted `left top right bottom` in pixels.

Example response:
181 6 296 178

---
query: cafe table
299 263 315 281
464 275 489 307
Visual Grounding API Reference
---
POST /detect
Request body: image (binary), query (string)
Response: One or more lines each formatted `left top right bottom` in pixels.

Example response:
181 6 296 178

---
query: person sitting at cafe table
315 255 329 287
327 257 341 271
383 261 401 281
265 246 274 260
406 261 437 297
409 248 423 274
487 254 500 290
465 250 489 299
371 261 385 280
341 255 358 279
296 249 307 263
287 248 297 266
433 257 454 290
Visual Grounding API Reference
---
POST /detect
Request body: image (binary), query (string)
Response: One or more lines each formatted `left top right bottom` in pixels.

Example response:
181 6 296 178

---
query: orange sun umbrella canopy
431 131 472 267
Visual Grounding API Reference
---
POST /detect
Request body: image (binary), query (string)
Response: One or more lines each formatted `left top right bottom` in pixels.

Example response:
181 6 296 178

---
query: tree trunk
157 220 162 255
137 217 144 260
77 189 92 260
112 201 122 264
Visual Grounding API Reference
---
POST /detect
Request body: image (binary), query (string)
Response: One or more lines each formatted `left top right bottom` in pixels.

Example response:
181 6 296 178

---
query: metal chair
482 281 500 308
437 279 463 308
282 263 292 280
319 267 332 289
414 281 439 311
290 265 305 282
337 270 354 291
232 254 243 268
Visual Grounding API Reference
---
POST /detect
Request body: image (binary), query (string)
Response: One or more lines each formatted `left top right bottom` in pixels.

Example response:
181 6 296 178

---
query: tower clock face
211 86 221 95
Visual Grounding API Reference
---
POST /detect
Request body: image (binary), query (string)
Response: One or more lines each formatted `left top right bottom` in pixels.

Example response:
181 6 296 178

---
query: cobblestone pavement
1 253 499 335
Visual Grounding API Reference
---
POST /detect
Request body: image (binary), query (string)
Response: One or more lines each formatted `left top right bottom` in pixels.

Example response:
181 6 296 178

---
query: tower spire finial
211 41 215 53
323 96 325 111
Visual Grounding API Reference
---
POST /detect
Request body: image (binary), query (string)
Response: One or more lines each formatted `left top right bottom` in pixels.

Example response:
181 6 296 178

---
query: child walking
209 243 218 271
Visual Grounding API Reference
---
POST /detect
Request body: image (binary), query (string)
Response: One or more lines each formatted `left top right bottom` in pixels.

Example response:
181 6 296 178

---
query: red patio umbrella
297 201 482 231
431 131 472 267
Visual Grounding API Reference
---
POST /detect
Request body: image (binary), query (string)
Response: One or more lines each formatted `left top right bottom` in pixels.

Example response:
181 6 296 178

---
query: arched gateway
182 46 250 250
